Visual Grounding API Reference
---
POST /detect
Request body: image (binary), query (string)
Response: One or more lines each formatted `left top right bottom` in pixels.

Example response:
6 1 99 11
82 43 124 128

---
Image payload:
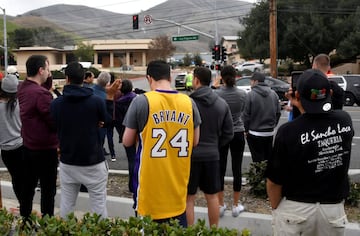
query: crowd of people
0 54 354 235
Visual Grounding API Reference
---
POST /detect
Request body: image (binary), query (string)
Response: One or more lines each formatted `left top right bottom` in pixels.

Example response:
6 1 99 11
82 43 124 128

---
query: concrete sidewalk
1 180 360 236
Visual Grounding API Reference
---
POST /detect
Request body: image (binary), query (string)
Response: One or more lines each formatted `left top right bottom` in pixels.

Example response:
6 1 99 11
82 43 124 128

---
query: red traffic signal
132 14 139 30
212 45 220 61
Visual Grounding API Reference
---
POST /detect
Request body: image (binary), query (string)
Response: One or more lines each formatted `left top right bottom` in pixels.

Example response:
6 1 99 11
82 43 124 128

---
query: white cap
7 65 18 74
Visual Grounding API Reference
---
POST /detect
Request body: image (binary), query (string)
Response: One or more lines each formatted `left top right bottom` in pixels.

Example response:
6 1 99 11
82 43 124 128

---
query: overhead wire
24 2 254 45
16 0 359 46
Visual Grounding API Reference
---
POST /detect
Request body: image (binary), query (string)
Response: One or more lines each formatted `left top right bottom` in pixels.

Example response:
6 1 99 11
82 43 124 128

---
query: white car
235 62 264 72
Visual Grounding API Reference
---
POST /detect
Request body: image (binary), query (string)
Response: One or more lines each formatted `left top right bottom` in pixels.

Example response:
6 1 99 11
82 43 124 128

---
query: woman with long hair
0 74 24 208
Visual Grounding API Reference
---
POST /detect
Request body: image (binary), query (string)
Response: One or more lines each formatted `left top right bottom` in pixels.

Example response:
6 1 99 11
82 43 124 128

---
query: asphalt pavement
1 72 360 177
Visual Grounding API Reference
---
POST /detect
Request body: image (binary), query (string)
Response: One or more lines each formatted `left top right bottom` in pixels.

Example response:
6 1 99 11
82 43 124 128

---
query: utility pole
269 0 277 78
215 0 218 45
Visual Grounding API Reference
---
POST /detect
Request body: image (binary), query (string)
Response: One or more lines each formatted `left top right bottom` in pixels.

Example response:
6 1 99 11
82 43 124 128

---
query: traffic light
212 45 220 61
215 64 221 71
132 14 139 30
221 46 227 62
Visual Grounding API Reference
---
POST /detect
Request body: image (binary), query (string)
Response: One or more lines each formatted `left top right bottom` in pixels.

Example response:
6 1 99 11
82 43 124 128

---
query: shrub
0 208 14 235
51 70 65 80
346 182 360 207
0 210 251 235
87 66 100 77
245 161 268 199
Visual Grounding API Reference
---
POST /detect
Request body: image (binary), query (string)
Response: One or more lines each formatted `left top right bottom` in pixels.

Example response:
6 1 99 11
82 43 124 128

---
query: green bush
245 161 268 199
0 208 14 235
51 70 65 80
0 209 251 235
246 162 360 207
88 66 100 78
346 182 360 207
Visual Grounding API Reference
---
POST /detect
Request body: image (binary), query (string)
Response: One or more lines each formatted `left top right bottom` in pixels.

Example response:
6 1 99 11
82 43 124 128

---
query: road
1 74 360 178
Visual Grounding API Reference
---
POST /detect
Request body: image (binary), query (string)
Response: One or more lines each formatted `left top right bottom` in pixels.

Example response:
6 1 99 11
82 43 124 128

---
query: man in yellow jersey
122 60 201 227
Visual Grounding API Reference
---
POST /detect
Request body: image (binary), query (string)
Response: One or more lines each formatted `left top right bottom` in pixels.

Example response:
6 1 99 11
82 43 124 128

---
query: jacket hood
252 83 272 97
190 86 218 106
63 84 93 101
117 91 137 103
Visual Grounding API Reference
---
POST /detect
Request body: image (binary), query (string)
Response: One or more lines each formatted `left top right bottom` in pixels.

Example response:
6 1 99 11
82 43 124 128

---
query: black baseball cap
250 72 265 82
297 69 332 114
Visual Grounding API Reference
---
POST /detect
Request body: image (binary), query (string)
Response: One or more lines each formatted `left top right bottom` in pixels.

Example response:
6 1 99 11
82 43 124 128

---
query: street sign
172 35 199 42
144 15 152 24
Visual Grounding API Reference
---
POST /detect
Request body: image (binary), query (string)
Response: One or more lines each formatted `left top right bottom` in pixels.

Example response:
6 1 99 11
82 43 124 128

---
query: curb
1 180 359 235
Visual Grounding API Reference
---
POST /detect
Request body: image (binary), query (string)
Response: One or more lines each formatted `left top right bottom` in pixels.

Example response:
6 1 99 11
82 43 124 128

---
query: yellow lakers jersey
135 90 194 220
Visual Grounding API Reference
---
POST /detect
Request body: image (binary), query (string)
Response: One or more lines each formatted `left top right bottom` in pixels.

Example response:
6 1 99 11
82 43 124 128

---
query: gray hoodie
242 83 281 133
190 86 234 162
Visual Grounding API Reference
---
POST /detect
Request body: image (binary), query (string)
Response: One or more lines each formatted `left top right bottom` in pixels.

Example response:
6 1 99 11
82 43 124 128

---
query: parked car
235 76 290 101
235 62 264 72
328 74 360 106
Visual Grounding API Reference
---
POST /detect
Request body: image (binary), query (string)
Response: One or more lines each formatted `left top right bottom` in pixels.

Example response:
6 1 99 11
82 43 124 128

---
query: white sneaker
232 204 245 217
111 156 116 162
219 204 227 217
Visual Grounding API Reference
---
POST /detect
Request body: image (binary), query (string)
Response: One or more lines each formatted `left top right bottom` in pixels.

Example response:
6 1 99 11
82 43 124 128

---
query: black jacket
51 84 107 166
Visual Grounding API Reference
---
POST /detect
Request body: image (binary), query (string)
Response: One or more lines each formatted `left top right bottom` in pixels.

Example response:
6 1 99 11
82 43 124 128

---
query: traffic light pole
153 18 214 39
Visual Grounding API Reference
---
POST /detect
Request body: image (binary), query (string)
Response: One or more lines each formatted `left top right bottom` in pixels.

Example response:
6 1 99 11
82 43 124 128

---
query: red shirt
18 79 58 150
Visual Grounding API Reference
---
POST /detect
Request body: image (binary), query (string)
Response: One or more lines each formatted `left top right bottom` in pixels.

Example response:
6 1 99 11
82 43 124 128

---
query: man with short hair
122 60 201 227
83 71 94 88
186 67 234 227
18 55 59 218
93 71 111 156
242 72 281 163
266 69 354 235
51 61 108 218
312 53 344 109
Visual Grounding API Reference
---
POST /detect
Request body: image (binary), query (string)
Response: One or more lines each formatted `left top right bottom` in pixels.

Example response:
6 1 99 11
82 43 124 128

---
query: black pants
124 145 136 193
1 146 25 203
246 133 273 163
219 131 245 192
21 147 58 218
106 125 115 156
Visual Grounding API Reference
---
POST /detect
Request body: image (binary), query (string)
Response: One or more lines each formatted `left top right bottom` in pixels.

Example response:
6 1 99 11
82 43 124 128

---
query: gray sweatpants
59 161 108 218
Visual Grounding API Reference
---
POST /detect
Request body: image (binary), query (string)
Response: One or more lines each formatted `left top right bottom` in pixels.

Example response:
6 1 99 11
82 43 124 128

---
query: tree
8 27 76 49
148 35 176 61
336 7 360 59
237 1 269 62
32 27 75 49
193 53 203 66
182 53 192 66
238 0 360 66
9 28 34 48
74 43 94 62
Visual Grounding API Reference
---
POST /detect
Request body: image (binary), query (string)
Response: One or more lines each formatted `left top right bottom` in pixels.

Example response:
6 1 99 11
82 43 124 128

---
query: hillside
10 0 253 52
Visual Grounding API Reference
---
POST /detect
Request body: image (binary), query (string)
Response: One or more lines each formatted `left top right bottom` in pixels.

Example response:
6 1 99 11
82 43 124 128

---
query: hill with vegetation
8 0 253 53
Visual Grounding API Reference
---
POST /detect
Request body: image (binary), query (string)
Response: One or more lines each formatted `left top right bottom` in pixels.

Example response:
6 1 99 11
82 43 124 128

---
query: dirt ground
1 172 359 222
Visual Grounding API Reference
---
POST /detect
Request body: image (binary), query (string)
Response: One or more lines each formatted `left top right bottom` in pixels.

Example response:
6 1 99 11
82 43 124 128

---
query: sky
1 0 256 17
